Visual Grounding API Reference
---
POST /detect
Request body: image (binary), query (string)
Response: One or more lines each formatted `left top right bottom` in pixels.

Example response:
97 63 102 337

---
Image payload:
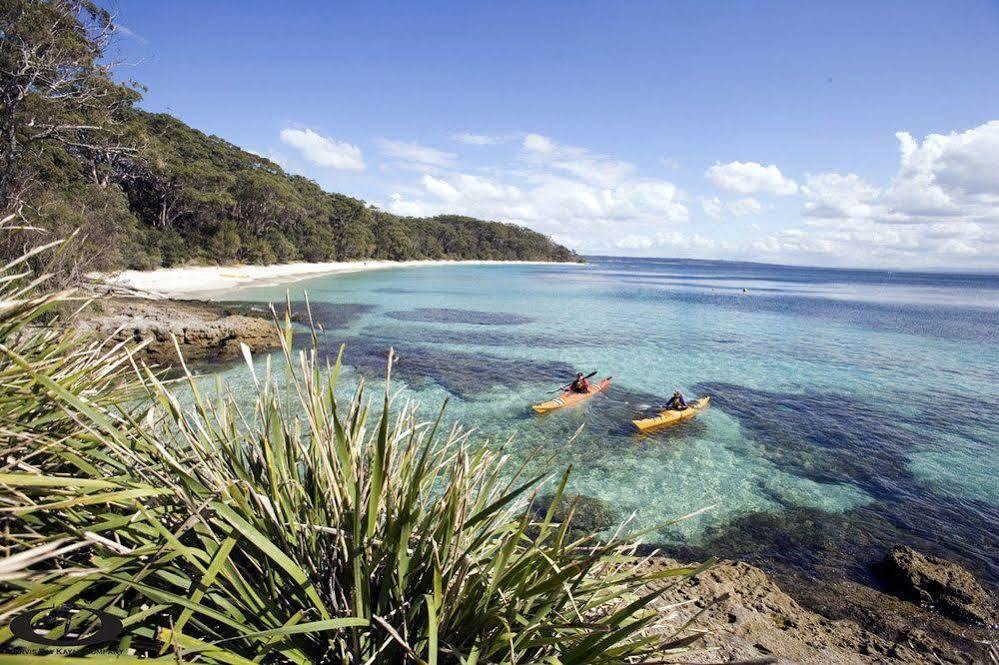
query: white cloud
551 157 634 188
376 139 457 168
727 197 764 217
453 132 504 145
609 181 688 221
882 121 999 223
615 234 655 250
421 173 520 205
421 174 460 202
379 122 999 267
614 231 717 252
893 124 999 198
702 197 724 219
386 193 429 218
523 133 555 153
755 212 997 268
386 169 688 240
701 196 763 219
706 160 798 195
750 120 999 267
116 24 149 45
521 133 635 187
279 128 365 171
801 173 880 220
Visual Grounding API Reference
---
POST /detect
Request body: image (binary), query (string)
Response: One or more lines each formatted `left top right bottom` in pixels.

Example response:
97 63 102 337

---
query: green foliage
0 215 142 446
115 112 579 268
2 1 580 278
265 228 299 263
1 0 142 209
0 241 706 663
209 220 242 263
372 214 416 260
240 234 277 264
13 105 579 274
155 227 188 267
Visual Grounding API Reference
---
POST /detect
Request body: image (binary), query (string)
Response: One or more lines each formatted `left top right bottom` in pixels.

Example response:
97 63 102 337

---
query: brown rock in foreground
778 573 992 664
878 546 996 626
644 558 970 664
76 297 279 364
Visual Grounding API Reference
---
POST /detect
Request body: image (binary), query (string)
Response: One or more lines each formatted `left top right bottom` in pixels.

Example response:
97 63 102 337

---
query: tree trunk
0 117 19 213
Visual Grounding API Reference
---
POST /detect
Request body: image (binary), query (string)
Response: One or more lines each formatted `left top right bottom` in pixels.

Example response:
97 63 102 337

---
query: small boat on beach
632 396 710 431
532 378 612 414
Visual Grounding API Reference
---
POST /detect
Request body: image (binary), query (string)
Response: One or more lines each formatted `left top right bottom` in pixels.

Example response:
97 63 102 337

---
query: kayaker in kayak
664 390 689 411
568 372 591 394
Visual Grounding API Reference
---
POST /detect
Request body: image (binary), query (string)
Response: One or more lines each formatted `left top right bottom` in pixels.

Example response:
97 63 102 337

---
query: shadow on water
306 331 575 399
219 300 377 330
683 382 999 587
694 383 996 495
371 326 603 349
629 417 712 443
657 499 999 589
374 287 469 297
385 308 534 326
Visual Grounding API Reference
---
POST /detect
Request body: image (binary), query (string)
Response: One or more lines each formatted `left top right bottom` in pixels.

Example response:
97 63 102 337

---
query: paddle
554 371 597 393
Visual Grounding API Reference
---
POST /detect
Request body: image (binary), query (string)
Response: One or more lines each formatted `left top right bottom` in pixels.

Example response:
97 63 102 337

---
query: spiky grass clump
0 232 708 663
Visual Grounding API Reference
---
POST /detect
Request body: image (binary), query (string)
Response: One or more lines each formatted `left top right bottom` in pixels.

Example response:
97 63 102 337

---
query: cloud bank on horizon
274 119 999 270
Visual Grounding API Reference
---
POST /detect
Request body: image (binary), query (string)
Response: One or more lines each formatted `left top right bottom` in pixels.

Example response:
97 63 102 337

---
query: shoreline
90 259 575 299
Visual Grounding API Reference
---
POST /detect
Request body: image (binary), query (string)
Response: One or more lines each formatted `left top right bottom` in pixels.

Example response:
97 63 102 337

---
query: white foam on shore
92 260 571 298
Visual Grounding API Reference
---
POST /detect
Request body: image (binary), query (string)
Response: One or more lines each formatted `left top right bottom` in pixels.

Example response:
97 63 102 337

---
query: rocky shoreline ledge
74 296 280 365
644 551 995 664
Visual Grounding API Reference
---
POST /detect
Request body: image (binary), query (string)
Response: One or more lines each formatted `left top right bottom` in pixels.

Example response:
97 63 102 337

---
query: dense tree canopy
0 0 579 279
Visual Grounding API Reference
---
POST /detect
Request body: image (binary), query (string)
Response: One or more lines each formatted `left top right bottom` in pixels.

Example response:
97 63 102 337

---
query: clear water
205 257 999 586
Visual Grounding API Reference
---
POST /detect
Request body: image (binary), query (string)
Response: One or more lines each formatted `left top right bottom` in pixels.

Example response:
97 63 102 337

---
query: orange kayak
532 378 612 414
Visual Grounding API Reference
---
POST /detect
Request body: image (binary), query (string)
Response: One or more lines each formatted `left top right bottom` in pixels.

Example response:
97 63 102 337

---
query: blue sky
114 1 999 269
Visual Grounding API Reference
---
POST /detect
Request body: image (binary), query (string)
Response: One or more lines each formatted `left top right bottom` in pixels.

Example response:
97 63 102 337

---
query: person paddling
664 390 689 411
568 372 592 394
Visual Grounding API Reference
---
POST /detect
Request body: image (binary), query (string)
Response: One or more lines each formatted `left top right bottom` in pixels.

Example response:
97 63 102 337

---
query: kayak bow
632 396 710 431
532 378 612 414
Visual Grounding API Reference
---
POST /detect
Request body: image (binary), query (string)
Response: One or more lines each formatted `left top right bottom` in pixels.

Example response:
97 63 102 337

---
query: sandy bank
91 260 571 299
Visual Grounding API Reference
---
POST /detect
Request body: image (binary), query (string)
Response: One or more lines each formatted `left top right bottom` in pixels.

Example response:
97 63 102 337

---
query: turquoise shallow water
205 257 999 585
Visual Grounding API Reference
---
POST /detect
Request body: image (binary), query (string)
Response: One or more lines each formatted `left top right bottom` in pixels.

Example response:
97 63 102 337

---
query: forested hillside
0 1 578 281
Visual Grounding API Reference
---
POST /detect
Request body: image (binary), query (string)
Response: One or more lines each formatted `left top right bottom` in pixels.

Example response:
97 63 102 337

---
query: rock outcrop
878 545 996 626
643 557 990 664
531 493 618 542
75 297 279 364
776 573 992 664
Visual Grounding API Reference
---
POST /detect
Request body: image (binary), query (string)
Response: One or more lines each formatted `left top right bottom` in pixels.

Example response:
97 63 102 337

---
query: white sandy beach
94 260 570 298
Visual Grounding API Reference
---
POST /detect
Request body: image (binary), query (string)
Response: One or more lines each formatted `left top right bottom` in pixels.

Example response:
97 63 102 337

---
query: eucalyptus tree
0 0 139 212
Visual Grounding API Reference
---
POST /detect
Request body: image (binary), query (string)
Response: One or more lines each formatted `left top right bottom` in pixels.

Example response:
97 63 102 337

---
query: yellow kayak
632 396 710 431
532 378 612 414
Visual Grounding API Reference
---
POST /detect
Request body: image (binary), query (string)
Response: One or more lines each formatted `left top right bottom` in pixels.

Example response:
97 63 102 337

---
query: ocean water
206 257 999 587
